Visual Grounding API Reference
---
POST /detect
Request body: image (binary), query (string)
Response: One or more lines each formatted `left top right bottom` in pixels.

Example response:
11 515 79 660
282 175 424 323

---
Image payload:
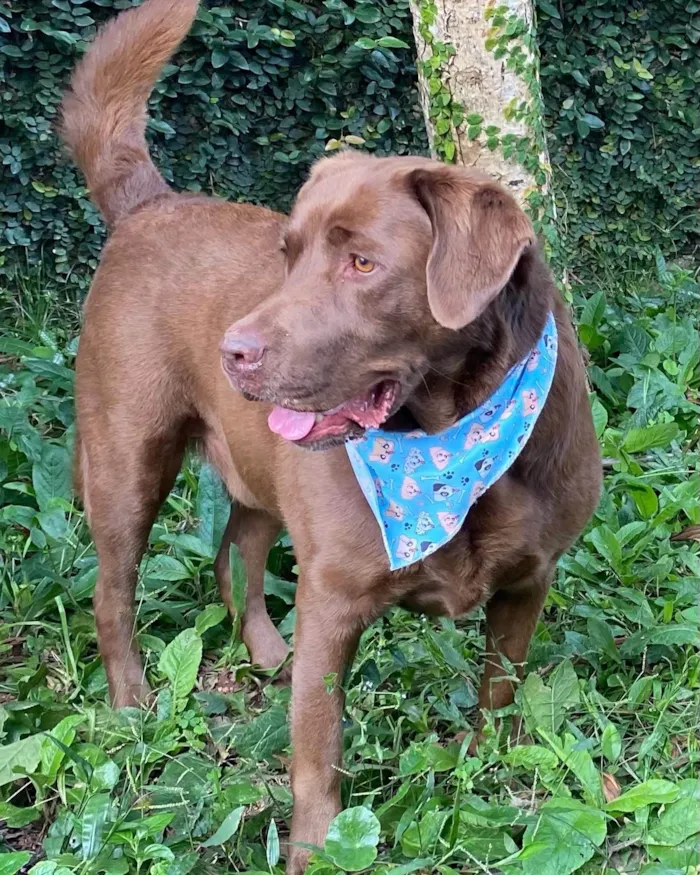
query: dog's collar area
346 312 558 569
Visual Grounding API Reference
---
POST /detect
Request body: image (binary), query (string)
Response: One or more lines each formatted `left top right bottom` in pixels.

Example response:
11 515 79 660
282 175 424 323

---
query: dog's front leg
469 571 552 753
286 575 368 875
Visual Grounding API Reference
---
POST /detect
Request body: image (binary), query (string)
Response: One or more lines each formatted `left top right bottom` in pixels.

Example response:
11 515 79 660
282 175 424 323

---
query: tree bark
410 0 550 208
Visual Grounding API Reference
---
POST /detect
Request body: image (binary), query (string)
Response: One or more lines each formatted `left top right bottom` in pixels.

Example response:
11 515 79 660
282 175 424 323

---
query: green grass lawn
1 255 698 875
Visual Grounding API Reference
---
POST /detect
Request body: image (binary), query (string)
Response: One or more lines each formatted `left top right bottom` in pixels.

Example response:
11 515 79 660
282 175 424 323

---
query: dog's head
221 152 534 449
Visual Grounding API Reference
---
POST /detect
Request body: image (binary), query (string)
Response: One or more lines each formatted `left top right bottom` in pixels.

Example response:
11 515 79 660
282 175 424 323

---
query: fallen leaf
671 524 700 542
602 772 621 802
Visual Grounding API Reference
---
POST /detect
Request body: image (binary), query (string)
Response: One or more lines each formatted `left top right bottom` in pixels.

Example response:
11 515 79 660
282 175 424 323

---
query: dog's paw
285 846 311 875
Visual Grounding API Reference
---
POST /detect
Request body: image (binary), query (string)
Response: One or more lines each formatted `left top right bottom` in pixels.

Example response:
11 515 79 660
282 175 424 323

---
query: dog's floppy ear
408 166 534 330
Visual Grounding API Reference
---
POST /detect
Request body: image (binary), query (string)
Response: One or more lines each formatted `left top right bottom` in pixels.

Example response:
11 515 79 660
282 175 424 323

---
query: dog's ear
408 166 534 330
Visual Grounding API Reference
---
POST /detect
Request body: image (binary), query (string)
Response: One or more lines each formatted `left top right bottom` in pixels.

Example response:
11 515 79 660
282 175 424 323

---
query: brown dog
59 0 601 871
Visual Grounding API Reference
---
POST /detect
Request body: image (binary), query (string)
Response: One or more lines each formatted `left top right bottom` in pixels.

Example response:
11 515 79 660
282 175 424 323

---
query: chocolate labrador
59 0 601 870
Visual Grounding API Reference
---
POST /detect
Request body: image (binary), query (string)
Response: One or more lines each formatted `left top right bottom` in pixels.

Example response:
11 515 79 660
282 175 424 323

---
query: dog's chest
395 528 488 617
394 486 547 619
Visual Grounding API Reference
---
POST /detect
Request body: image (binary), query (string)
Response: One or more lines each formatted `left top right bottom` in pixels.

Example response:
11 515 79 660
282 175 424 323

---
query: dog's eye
353 255 375 273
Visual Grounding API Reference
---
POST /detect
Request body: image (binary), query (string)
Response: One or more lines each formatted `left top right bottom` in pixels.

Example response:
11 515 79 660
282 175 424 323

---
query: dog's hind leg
214 505 288 671
80 414 186 708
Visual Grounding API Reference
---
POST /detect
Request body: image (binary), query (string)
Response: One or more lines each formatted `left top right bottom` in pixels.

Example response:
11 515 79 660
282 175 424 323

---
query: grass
0 253 698 875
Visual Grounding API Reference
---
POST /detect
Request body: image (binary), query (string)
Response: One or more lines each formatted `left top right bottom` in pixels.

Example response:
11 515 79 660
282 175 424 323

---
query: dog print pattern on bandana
346 312 558 570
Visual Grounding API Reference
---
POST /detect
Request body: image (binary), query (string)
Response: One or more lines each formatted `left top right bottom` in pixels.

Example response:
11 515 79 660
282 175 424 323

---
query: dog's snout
221 330 266 372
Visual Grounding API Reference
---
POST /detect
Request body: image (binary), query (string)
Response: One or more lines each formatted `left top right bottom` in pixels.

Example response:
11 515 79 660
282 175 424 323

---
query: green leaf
647 780 700 846
590 395 608 438
145 555 190 581
229 543 247 640
195 603 228 635
627 483 658 519
620 324 650 359
623 423 680 453
0 802 41 829
0 853 32 875
601 722 622 762
41 714 83 778
580 290 606 329
504 745 559 772
606 780 680 813
550 660 580 709
324 807 380 872
582 112 605 129
158 628 202 704
211 48 228 68
196 464 229 557
576 117 590 138
354 37 377 49
518 661 579 734
588 525 622 574
0 734 43 786
376 36 409 49
266 819 280 867
517 799 606 875
148 119 176 136
539 1 561 18
400 808 449 857
32 443 71 511
354 6 381 24
217 705 290 760
228 50 250 70
539 730 604 807
201 806 244 847
620 624 699 658
81 792 110 859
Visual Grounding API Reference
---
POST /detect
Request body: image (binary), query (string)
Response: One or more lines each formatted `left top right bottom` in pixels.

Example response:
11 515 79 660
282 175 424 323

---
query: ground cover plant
1 248 698 874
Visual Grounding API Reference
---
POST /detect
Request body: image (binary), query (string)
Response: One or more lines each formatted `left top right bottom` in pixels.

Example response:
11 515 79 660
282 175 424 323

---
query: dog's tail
59 0 199 228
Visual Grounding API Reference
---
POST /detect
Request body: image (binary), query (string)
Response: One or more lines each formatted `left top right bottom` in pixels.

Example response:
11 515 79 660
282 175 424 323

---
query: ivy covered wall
1 0 697 285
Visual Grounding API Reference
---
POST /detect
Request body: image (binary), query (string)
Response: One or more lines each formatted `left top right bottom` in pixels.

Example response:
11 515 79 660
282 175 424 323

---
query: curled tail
59 0 199 227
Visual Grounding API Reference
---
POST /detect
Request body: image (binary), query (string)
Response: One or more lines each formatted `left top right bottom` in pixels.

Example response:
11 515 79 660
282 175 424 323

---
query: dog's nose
220 330 266 371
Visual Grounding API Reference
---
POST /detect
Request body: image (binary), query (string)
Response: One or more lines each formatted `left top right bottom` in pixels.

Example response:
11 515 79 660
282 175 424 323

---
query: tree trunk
410 0 551 212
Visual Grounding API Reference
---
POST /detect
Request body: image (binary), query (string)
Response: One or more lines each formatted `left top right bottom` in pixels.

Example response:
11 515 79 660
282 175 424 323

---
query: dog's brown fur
60 1 602 871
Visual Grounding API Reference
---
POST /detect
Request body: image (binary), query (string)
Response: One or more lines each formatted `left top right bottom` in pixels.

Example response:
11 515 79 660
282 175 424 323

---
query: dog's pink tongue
268 406 317 441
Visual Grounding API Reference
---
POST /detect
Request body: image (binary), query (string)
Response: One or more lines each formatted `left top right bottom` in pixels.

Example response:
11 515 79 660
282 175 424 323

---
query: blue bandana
345 313 558 570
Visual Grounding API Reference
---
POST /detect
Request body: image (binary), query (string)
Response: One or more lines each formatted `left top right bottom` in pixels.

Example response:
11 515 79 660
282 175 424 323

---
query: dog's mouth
267 379 400 445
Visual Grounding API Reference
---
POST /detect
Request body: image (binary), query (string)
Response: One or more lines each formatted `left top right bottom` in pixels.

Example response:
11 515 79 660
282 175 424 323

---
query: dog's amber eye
353 255 375 273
